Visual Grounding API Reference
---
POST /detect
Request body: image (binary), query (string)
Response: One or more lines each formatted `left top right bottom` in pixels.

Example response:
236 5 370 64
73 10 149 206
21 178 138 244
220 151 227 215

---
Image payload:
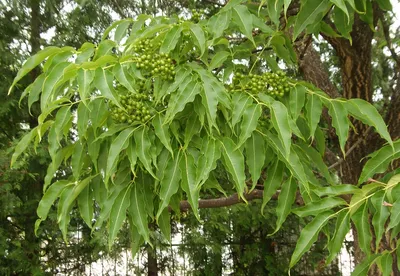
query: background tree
6 0 400 275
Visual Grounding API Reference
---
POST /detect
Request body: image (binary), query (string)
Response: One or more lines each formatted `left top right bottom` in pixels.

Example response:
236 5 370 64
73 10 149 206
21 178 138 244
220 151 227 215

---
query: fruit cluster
110 92 153 124
232 71 290 97
132 39 175 81
191 9 205 22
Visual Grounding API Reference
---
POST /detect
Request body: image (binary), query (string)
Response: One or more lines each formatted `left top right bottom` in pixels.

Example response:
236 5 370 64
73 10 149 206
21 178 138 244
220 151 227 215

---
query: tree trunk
22 0 43 271
293 3 400 274
147 245 158 276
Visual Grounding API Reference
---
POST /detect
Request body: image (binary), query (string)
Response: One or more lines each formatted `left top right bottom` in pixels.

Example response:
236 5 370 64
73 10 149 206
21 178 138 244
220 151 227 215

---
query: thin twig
328 126 372 170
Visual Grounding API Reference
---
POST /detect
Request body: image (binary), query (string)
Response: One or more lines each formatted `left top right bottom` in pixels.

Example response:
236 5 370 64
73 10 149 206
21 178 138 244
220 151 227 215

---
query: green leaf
270 101 292 158
238 104 262 146
377 252 393 276
327 100 350 155
314 126 326 156
314 184 359 197
77 69 94 106
220 137 246 200
376 0 392 10
292 197 347 217
114 19 131 44
94 67 121 108
293 0 331 40
350 183 382 215
326 210 351 264
129 182 150 245
220 0 245 11
351 203 372 255
158 208 171 241
93 40 116 61
127 138 138 174
41 62 71 111
305 93 323 138
93 182 127 231
77 103 89 139
289 211 333 268
371 191 390 250
134 126 157 179
330 0 349 20
157 152 181 219
165 79 200 123
77 185 94 229
28 74 45 113
102 19 129 40
271 177 297 235
266 0 283 26
270 34 297 64
251 14 273 33
160 25 183 53
296 143 334 184
184 112 201 149
351 254 379 276
76 43 95 64
113 63 135 92
231 92 253 127
232 5 255 46
245 132 265 190
152 114 173 155
128 219 144 258
358 140 400 184
199 79 220 129
189 23 206 55
71 141 85 180
209 51 230 70
58 175 96 240
9 46 62 94
37 180 70 221
196 138 221 186
109 185 131 248
262 161 284 214
44 146 66 189
208 11 231 39
106 128 135 184
264 132 309 189
284 0 292 18
54 106 72 143
388 197 400 231
11 127 38 167
333 6 354 41
180 152 200 220
289 85 306 120
345 99 392 146
57 185 74 241
58 175 95 223
126 22 169 45
42 47 74 72
385 174 400 202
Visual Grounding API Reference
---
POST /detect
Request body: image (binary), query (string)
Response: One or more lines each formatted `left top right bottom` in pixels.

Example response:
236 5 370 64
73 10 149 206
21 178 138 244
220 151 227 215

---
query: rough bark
23 0 42 271
147 245 158 276
292 3 400 274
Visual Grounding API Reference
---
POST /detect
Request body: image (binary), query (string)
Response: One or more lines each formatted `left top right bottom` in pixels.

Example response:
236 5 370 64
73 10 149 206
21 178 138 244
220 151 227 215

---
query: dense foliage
8 0 400 274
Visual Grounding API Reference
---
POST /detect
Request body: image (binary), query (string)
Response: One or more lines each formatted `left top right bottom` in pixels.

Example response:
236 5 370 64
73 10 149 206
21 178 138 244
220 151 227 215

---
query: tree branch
294 36 341 98
328 126 372 170
179 189 273 212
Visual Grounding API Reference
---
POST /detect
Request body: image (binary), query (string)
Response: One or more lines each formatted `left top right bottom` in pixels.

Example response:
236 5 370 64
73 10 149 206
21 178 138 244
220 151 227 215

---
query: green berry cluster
110 92 154 124
132 39 176 81
191 9 205 22
232 71 290 97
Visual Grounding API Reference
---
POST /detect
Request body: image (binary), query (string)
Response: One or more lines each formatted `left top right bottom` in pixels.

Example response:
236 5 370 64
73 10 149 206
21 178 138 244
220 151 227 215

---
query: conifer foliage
9 0 400 273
